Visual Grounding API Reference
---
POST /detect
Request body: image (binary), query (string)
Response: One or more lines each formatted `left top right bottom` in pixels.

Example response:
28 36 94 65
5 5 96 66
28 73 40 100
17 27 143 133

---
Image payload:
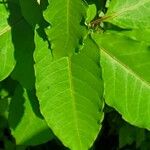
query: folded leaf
104 0 150 29
93 31 150 129
9 85 53 146
0 4 15 81
34 34 104 150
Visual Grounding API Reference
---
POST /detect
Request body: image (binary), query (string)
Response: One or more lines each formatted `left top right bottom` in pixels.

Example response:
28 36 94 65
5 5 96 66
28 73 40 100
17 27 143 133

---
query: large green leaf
43 0 87 58
9 85 53 146
104 0 150 29
0 3 15 81
34 34 104 150
93 31 150 129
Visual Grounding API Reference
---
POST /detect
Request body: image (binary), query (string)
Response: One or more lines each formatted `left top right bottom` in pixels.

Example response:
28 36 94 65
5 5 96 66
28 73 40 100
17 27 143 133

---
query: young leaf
0 4 15 81
93 31 150 129
43 0 87 58
104 0 150 29
8 85 53 146
34 34 104 150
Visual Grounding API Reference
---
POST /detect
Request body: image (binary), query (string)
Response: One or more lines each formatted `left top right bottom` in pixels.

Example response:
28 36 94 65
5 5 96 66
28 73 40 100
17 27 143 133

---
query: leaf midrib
101 48 150 88
67 57 83 149
63 0 71 51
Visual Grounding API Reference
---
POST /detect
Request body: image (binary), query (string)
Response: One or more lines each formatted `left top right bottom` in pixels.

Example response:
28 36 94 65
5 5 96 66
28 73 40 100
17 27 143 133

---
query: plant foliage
0 0 150 149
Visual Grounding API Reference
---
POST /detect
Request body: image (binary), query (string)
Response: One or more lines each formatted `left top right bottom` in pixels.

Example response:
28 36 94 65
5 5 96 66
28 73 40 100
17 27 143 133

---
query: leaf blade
93 31 150 129
34 34 104 150
104 0 150 29
0 5 15 81
8 85 53 146
44 0 87 58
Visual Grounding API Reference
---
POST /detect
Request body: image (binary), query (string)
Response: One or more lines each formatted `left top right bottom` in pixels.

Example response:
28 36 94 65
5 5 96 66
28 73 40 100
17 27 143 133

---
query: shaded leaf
43 0 87 58
19 0 44 27
10 19 35 89
119 123 145 148
4 1 36 89
9 85 53 146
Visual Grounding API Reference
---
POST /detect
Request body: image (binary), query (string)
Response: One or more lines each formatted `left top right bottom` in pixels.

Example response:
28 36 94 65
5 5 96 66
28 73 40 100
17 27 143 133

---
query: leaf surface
0 4 15 81
9 85 53 146
34 34 104 150
93 31 150 129
111 29 150 44
43 0 87 58
104 0 150 29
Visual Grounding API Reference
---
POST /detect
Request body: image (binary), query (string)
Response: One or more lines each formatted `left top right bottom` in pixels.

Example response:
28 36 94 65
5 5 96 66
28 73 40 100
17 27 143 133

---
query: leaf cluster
0 0 150 149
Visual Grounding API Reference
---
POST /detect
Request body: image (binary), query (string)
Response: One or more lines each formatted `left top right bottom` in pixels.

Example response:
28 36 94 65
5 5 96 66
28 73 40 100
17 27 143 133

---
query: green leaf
86 4 97 24
112 29 150 44
0 4 15 81
43 0 87 58
104 0 150 29
8 85 53 146
34 34 104 150
93 31 150 129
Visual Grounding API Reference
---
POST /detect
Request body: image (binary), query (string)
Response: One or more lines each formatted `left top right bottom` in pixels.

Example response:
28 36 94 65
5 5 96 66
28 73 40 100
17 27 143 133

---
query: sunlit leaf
93 31 150 129
34 33 104 150
104 0 150 29
0 3 15 81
